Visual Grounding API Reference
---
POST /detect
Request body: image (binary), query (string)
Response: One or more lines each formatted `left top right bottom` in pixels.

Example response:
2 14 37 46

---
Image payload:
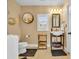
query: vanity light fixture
50 9 63 14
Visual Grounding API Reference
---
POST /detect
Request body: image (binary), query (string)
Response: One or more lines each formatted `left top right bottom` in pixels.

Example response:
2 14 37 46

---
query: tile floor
19 48 70 59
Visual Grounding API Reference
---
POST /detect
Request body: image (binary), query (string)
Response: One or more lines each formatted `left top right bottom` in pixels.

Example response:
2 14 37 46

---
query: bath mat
19 49 37 57
51 50 67 56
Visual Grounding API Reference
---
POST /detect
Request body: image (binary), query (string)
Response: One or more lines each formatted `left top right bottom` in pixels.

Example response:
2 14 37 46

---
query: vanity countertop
50 31 64 36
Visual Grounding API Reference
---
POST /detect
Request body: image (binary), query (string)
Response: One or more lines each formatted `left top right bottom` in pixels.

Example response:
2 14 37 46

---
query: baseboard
64 48 67 52
47 44 50 47
27 44 50 49
64 48 70 54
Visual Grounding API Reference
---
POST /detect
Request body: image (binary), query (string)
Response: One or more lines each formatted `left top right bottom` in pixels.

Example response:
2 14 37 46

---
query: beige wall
8 0 68 48
20 6 66 46
7 0 21 35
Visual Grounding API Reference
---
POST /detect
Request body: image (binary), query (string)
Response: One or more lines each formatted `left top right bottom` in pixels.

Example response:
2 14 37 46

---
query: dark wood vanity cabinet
50 33 64 50
38 34 47 49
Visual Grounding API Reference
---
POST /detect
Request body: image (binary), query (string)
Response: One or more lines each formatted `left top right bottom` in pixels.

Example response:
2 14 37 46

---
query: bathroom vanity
50 31 64 50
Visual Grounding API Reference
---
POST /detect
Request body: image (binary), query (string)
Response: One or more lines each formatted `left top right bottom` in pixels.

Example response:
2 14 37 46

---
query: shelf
39 42 46 45
38 45 47 49
38 34 47 49
51 46 63 50
50 33 64 50
52 42 63 46
39 38 46 41
38 41 46 42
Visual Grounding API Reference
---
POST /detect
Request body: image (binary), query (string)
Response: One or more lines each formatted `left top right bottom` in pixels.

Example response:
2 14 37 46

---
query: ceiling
16 0 64 6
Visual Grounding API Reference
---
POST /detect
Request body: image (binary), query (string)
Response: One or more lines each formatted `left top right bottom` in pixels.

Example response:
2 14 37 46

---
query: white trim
64 48 67 52
64 48 70 54
47 44 50 47
27 44 50 48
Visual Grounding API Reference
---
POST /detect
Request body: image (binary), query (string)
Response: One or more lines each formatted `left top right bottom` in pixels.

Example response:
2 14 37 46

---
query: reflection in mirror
52 14 60 28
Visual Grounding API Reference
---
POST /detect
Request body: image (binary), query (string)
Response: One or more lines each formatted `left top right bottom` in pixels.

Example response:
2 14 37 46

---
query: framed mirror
52 14 60 28
22 12 34 24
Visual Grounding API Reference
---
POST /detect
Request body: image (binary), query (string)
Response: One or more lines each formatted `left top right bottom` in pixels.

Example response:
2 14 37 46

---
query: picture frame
52 14 60 28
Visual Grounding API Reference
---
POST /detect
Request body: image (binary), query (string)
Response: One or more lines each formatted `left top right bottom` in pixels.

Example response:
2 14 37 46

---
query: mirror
52 14 60 28
23 12 34 24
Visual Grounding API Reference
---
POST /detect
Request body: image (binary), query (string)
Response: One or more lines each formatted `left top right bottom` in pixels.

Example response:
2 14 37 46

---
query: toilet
19 42 28 54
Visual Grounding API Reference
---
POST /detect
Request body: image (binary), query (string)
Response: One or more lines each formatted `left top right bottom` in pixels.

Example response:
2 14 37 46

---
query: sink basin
51 31 64 36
